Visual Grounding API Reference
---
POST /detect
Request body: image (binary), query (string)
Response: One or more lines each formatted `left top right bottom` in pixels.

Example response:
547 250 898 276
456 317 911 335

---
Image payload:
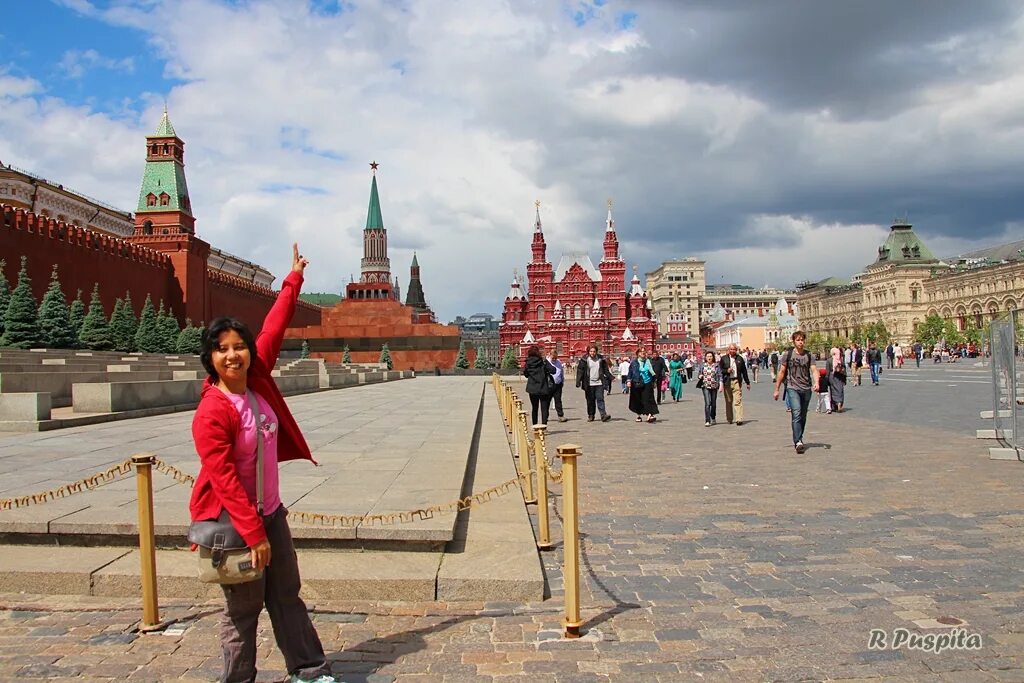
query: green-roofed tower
345 162 395 302
133 107 195 236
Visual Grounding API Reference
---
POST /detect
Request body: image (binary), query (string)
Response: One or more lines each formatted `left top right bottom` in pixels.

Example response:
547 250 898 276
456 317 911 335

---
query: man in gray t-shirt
773 331 817 453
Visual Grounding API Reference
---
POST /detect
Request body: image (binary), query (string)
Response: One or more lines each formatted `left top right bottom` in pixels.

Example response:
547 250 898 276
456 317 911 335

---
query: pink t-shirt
226 390 281 516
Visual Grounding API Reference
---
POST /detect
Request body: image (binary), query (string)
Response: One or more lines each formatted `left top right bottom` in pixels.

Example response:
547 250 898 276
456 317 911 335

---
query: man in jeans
866 342 883 385
575 344 613 422
773 330 817 454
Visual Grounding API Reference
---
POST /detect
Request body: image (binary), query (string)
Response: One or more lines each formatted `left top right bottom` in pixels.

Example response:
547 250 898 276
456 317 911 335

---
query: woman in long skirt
668 353 685 401
828 346 846 413
628 347 660 423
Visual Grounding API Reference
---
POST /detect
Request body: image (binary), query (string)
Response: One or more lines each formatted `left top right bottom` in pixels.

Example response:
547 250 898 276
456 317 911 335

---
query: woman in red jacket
190 244 337 683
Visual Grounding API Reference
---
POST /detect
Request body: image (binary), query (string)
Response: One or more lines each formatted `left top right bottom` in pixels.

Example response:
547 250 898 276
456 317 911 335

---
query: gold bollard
132 453 163 632
506 386 514 432
519 409 536 504
557 444 583 638
533 425 552 550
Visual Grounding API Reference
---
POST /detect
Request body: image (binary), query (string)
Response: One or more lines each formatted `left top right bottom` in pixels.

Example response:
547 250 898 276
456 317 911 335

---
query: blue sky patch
0 1 178 120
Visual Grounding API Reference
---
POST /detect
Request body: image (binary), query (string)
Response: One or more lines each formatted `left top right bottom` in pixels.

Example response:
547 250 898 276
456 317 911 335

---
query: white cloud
2 0 1024 322
57 49 135 79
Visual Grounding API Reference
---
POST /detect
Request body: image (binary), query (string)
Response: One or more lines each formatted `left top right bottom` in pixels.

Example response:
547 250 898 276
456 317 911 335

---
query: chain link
0 459 134 510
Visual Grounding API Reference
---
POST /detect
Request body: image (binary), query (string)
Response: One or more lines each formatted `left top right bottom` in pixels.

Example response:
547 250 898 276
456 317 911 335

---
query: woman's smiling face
212 329 251 383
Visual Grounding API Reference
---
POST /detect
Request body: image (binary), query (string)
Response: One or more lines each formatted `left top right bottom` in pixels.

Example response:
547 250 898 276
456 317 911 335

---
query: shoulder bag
187 391 266 585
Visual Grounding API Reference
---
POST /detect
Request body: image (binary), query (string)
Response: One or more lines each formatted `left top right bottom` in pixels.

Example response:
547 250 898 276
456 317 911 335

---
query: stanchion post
519 409 535 504
533 425 552 549
557 443 583 638
132 453 162 632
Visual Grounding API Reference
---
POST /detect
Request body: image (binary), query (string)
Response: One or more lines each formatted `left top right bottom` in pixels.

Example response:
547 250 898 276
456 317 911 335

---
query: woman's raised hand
292 242 310 274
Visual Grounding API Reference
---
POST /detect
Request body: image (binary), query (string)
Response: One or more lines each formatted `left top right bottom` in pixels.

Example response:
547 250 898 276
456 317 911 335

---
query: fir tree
474 346 490 369
78 283 114 351
0 259 10 336
301 339 310 359
454 340 469 369
342 345 352 363
500 345 519 370
379 343 393 370
176 318 203 355
0 256 40 349
134 295 159 353
156 302 180 353
68 289 85 345
120 292 138 352
109 298 127 351
37 264 76 349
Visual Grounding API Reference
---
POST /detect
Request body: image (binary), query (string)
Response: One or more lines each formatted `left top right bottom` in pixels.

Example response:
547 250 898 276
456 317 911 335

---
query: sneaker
736 421 742 426
559 416 568 422
288 675 340 683
711 420 716 425
587 416 595 422
601 414 611 422
795 441 805 454
704 421 710 427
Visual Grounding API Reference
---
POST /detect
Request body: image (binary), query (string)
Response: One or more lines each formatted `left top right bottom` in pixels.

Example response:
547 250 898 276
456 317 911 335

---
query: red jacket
189 270 315 546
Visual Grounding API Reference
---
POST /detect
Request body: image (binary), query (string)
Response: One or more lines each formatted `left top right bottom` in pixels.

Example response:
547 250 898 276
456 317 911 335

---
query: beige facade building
645 257 705 336
797 220 1024 342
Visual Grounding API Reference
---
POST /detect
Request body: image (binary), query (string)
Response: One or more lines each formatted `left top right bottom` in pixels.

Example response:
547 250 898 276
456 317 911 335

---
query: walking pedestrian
650 349 668 404
627 347 659 423
886 342 895 369
719 343 750 426
894 342 904 368
548 349 568 422
191 243 340 683
770 349 780 381
773 330 817 454
668 352 685 402
866 342 883 385
913 341 923 368
697 350 722 426
575 344 612 422
750 352 760 383
684 353 695 380
618 356 630 394
829 346 846 412
523 345 556 426
852 342 863 386
815 367 831 414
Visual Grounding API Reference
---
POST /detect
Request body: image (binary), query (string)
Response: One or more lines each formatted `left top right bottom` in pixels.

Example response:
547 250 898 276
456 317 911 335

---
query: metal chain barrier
0 458 134 510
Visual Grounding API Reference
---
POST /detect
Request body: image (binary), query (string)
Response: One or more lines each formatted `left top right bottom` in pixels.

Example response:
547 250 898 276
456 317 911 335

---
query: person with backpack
769 349 780 381
773 330 818 454
523 345 556 425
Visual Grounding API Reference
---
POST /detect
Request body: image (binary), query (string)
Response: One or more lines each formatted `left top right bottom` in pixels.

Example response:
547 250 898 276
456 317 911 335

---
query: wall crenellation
3 204 172 271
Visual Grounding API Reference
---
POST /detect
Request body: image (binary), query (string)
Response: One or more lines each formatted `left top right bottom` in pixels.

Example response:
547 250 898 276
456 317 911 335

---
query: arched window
163 143 169 155
584 304 591 318
159 192 170 206
146 193 157 207
574 304 582 319
536 305 545 321
609 303 618 319
143 220 154 235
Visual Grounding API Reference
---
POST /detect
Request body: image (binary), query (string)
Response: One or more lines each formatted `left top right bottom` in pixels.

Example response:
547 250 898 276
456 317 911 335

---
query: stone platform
0 377 544 600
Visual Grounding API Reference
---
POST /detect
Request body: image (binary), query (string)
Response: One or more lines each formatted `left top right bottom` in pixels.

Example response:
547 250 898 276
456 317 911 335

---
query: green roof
137 159 191 215
152 110 177 138
874 223 937 265
411 252 419 268
816 276 849 287
365 175 384 230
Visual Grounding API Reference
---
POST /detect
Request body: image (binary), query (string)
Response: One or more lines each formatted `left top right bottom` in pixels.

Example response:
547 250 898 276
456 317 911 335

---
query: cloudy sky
2 0 1024 322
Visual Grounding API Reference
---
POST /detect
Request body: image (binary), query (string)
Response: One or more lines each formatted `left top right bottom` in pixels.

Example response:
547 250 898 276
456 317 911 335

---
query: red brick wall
1 205 176 317
1 204 322 332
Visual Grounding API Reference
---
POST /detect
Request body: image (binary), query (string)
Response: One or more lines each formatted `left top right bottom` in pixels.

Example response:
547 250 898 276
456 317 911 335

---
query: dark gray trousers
219 506 330 683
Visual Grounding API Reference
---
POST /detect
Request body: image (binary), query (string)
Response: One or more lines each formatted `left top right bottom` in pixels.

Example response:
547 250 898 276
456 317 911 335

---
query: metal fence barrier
990 310 1022 459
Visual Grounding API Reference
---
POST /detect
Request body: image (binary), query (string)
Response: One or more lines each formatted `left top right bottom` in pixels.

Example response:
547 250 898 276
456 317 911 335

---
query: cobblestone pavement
4 375 1024 682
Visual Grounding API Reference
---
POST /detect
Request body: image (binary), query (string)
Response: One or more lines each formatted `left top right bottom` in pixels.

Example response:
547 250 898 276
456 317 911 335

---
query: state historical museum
500 202 657 362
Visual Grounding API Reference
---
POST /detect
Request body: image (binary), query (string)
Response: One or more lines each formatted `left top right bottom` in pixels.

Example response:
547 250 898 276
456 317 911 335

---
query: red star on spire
370 161 379 173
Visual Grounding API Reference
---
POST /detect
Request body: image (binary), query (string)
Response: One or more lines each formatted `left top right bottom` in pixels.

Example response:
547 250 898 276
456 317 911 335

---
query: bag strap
246 390 265 516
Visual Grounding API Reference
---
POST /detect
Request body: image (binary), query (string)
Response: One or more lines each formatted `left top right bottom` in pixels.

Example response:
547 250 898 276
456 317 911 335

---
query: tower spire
134 108 193 235
606 197 614 232
531 200 547 264
535 199 542 232
357 163 391 285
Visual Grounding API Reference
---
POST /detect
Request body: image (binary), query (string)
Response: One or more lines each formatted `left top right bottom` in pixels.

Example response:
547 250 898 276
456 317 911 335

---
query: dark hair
526 345 542 359
792 330 806 341
201 316 258 381
588 344 599 354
